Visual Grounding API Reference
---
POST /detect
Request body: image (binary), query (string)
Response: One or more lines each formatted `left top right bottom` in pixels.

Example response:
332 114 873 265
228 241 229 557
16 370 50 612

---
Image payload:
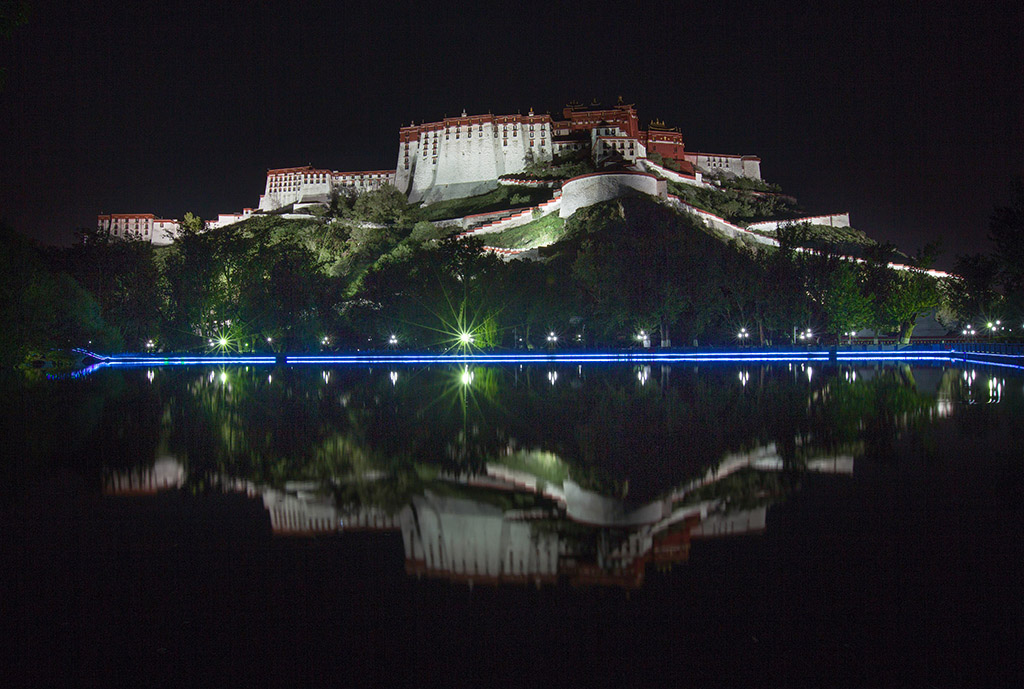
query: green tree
352 185 414 225
944 253 1003 325
56 229 162 349
988 178 1024 314
799 252 873 341
862 243 942 342
573 200 731 347
0 222 112 362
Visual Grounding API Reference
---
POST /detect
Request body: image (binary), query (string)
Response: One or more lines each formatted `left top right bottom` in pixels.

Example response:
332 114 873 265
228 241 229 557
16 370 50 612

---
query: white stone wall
259 168 395 212
97 214 179 245
559 172 667 218
332 170 396 195
397 118 554 204
151 219 179 245
208 208 255 230
746 213 851 234
666 195 778 247
637 158 707 188
684 153 762 180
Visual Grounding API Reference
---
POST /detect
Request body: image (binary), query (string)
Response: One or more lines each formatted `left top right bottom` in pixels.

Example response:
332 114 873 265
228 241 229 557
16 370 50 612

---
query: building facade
257 166 397 212
394 109 556 204
100 99 764 242
96 213 179 245
394 99 757 203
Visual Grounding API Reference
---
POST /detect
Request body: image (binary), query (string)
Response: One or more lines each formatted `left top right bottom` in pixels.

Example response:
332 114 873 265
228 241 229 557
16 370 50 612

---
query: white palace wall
684 153 762 180
397 120 554 204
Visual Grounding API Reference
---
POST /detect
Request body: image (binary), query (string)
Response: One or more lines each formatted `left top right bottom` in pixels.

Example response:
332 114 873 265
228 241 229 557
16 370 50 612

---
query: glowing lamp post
737 327 749 345
636 330 650 348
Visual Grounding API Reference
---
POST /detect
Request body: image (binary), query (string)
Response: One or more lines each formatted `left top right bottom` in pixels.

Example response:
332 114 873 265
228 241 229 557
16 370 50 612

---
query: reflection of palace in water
104 446 853 589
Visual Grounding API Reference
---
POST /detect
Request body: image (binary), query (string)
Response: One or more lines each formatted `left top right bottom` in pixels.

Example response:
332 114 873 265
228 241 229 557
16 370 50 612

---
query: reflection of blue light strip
952 350 1024 358
959 358 1024 371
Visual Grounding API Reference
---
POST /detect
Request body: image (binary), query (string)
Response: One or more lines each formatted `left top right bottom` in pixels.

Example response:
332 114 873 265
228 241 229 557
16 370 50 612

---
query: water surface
2 362 1021 686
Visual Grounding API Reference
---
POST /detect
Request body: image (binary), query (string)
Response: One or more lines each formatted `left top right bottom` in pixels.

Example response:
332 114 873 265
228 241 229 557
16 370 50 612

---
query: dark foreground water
1 362 1022 687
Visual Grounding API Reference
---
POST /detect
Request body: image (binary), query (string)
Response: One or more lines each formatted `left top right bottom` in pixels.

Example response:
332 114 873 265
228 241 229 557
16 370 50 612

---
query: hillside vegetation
483 213 566 250
667 180 802 225
417 185 552 222
12 173 1010 365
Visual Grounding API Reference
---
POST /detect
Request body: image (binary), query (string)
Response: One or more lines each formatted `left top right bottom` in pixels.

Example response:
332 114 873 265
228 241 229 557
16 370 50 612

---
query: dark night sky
1 0 1021 267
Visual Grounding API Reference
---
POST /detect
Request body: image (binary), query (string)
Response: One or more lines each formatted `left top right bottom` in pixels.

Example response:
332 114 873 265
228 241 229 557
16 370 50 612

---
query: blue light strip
286 351 834 365
65 348 1024 371
106 358 278 366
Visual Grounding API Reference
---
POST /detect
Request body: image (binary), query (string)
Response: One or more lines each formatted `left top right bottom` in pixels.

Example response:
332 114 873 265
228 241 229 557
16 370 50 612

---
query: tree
944 253 1003 325
876 270 942 343
988 178 1024 314
352 185 414 225
798 250 873 341
862 243 942 343
572 199 731 347
56 228 162 349
0 222 112 361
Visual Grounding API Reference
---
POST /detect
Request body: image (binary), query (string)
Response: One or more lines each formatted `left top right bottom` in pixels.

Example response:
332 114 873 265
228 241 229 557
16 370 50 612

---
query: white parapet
559 171 667 218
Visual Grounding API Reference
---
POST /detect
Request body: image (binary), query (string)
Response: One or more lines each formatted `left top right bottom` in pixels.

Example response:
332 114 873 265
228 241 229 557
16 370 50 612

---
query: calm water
2 362 1022 687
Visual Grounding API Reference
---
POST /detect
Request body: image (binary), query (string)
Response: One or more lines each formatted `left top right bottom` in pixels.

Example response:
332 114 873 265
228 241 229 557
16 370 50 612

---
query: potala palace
97 98 848 252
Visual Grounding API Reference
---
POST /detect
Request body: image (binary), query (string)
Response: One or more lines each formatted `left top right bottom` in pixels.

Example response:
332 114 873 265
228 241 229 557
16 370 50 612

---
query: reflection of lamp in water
637 366 649 385
390 371 399 386
460 367 474 386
